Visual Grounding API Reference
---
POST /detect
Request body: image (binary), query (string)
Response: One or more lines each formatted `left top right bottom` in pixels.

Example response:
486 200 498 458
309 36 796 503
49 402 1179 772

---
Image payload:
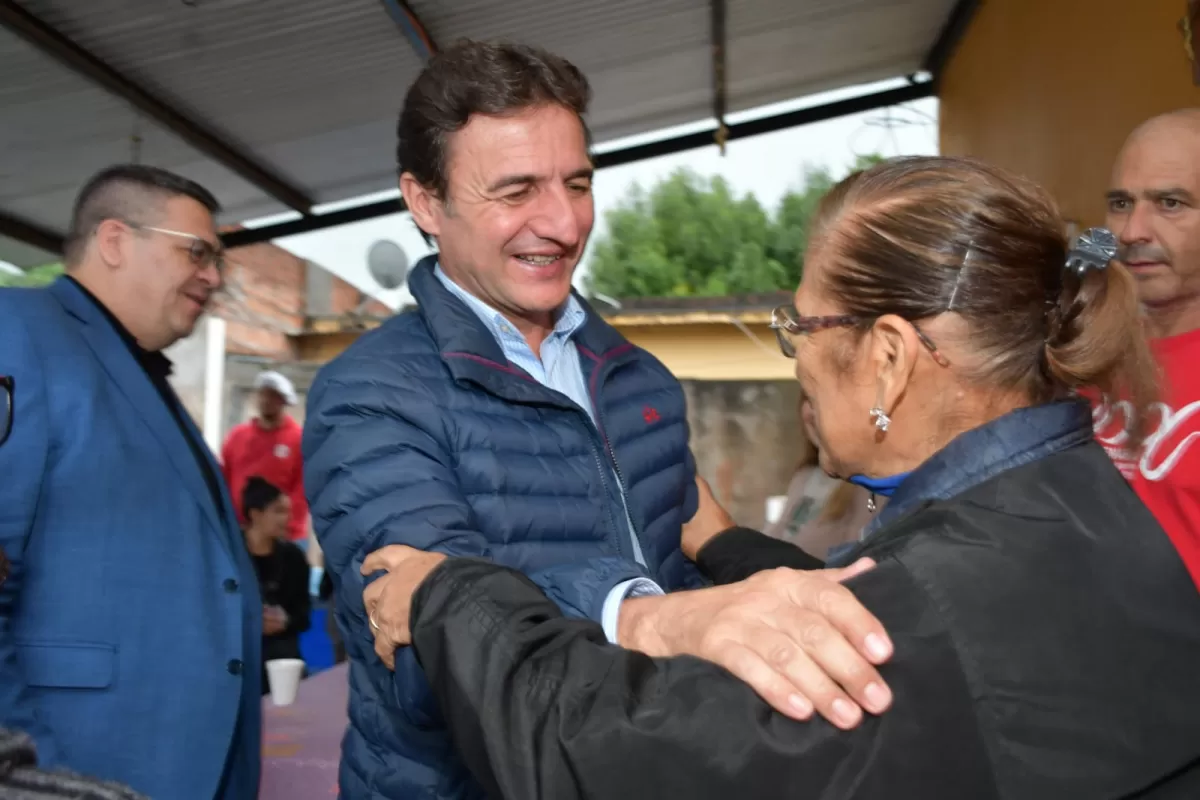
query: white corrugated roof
0 0 962 266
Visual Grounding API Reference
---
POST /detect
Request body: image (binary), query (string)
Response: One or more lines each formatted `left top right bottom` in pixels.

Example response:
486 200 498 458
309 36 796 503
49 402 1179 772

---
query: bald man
1095 109 1200 586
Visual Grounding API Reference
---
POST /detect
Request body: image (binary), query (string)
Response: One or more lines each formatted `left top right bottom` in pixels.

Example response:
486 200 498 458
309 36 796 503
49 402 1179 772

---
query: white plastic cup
265 658 306 706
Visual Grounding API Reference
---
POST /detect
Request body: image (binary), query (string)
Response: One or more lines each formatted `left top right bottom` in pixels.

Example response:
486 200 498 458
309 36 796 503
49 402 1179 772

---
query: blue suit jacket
0 278 262 799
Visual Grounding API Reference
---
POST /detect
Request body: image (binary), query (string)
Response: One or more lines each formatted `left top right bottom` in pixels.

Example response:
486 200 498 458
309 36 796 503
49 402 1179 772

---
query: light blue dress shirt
434 266 661 642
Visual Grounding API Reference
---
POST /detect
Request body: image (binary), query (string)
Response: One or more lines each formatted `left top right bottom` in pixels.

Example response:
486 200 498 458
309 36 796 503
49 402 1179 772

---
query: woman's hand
361 546 448 668
681 475 737 560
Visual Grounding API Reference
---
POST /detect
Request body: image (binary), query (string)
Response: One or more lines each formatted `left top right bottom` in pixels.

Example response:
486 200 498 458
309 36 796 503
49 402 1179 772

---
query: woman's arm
411 558 995 800
696 526 825 584
681 477 825 584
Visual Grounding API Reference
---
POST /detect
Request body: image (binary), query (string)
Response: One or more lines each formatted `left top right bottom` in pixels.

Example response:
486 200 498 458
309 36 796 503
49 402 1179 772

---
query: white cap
254 370 297 406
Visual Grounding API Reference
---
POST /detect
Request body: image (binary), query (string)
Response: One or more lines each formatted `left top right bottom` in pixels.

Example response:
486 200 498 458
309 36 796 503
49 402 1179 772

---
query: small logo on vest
274 443 291 459
642 406 661 424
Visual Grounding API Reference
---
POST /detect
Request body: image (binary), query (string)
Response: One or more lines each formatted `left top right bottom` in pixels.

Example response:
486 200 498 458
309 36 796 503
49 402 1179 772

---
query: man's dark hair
397 39 592 241
64 164 220 266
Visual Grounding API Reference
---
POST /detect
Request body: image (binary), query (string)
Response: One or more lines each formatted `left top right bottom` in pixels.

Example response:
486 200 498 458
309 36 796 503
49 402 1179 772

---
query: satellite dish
367 240 409 290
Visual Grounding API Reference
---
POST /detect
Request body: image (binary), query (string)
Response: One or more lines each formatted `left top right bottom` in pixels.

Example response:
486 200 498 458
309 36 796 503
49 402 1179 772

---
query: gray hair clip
1065 227 1117 276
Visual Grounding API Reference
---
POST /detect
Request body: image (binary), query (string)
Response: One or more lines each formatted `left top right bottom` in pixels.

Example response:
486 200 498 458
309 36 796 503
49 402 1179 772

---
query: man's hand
681 475 736 560
361 546 448 668
618 560 893 729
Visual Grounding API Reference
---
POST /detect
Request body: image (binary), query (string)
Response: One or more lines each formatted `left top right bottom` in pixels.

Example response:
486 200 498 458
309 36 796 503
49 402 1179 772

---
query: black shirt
66 276 226 515
250 540 311 691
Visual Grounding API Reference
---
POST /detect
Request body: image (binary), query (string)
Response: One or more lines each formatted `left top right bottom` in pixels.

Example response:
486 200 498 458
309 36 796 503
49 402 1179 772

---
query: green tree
767 165 835 289
586 155 884 299
0 262 63 288
586 169 788 298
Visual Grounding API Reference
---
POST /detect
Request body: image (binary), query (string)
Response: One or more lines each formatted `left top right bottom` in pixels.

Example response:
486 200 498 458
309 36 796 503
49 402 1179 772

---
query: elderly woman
360 157 1200 798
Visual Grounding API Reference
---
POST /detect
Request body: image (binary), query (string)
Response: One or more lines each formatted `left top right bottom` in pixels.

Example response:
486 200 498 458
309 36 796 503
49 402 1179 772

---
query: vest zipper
590 363 648 567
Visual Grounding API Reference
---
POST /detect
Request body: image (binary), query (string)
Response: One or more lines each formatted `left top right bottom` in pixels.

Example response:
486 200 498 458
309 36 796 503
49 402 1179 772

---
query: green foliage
0 262 63 288
586 155 885 298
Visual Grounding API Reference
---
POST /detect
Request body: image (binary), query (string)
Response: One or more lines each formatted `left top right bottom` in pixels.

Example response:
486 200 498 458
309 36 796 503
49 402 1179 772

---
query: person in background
242 476 311 693
1095 108 1200 586
764 394 879 559
359 156 1200 798
222 370 309 547
0 164 260 800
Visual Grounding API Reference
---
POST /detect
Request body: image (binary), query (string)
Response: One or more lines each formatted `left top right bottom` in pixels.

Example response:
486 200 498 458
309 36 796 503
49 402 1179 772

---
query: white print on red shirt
1093 399 1200 482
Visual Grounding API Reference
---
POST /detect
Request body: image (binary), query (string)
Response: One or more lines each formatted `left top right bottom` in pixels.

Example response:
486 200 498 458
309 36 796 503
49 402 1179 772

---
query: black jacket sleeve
280 545 312 637
410 558 999 800
695 526 825 584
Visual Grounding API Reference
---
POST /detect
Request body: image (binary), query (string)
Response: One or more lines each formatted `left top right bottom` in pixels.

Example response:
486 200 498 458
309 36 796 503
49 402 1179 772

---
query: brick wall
212 238 390 361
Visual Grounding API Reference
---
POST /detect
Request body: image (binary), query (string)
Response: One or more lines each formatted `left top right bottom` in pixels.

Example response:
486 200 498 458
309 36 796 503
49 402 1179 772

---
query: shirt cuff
600 578 663 644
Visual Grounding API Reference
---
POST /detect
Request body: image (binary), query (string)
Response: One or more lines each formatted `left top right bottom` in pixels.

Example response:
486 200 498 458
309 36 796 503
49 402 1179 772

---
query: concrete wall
939 0 1200 227
620 320 794 381
685 379 807 530
166 315 226 452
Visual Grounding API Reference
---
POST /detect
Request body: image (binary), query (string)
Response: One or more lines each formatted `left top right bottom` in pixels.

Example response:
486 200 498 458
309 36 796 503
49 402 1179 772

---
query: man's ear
93 218 127 269
400 173 443 240
870 314 921 413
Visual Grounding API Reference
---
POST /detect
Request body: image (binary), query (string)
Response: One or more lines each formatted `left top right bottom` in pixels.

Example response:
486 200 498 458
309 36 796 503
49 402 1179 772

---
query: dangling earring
869 406 890 432
866 494 878 513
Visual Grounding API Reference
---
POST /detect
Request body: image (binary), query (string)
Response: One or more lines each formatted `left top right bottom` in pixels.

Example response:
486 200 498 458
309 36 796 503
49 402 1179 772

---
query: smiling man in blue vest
303 40 891 800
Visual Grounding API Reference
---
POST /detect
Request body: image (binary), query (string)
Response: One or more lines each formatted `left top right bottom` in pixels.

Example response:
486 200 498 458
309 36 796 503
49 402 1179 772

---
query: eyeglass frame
121 220 227 274
0 376 12 448
768 305 950 368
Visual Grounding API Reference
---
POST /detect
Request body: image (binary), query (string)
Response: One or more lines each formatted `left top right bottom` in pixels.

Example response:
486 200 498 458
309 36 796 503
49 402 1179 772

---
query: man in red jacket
1095 108 1200 586
221 370 308 544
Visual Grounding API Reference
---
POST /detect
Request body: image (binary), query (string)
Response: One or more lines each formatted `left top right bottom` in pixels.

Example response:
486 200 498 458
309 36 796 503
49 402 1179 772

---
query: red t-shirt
221 415 308 542
1093 328 1200 587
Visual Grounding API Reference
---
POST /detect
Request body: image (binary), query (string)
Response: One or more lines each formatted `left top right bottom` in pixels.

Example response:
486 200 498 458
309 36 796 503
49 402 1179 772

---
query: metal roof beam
0 210 65 255
380 0 439 61
710 0 729 155
922 0 982 88
221 79 935 248
0 0 315 215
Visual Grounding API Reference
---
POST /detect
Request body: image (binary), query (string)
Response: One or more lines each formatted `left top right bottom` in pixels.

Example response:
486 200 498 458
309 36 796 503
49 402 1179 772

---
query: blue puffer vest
304 257 703 799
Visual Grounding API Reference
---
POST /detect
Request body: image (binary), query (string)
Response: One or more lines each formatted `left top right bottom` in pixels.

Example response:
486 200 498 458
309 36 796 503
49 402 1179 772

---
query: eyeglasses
0 376 12 448
124 221 226 274
769 305 950 367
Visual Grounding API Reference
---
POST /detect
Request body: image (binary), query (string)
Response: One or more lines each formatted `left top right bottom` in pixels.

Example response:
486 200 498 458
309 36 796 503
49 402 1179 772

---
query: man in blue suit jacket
0 165 262 799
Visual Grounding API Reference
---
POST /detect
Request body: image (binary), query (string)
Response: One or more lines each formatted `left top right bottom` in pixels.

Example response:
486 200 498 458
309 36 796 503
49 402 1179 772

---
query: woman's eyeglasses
768 305 950 367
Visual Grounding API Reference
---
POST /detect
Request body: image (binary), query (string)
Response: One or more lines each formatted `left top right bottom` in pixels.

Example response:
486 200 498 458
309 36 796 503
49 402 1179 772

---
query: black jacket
409 402 1200 799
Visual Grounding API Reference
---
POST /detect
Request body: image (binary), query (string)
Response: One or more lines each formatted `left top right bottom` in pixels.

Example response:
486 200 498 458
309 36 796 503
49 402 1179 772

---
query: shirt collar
65 275 174 379
433 262 587 354
866 399 1094 536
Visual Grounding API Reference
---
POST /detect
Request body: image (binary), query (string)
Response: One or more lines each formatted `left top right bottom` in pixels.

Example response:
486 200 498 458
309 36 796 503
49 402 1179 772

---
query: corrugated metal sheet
0 0 956 266
728 0 957 111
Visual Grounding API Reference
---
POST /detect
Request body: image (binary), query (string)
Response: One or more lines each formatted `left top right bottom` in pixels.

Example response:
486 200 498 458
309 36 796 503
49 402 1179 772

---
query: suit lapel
49 279 234 555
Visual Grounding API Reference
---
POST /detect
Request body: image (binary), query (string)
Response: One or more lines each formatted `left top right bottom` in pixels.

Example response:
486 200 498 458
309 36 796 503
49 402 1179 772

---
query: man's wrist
616 594 669 655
